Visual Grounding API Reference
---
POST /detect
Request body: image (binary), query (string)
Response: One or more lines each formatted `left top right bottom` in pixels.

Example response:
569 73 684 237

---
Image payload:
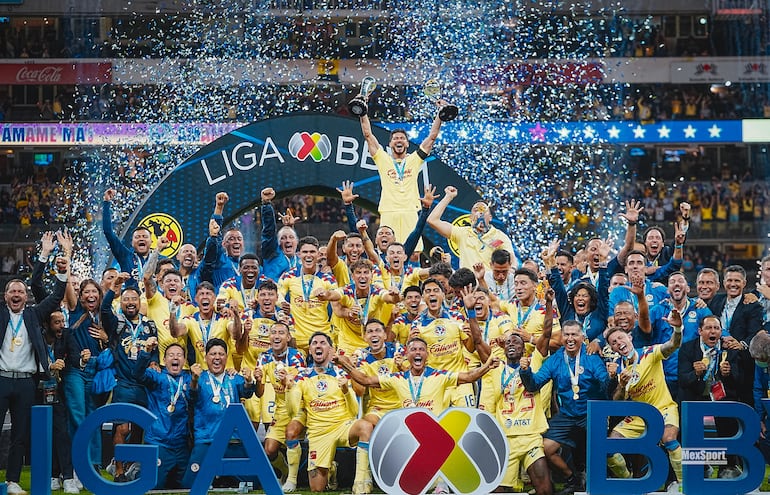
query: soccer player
480 333 551 495
217 253 268 311
278 236 338 354
359 101 446 246
255 322 306 492
200 192 245 292
169 281 231 368
350 319 405 426
606 309 683 491
501 268 561 353
390 285 424 345
102 188 152 287
287 332 373 494
427 185 515 270
260 187 301 282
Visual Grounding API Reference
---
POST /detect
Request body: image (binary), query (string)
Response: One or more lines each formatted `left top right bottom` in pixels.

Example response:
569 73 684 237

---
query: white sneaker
6 481 28 495
124 462 140 481
63 479 80 494
51 478 62 491
105 459 116 477
666 481 681 494
282 480 297 493
72 472 83 491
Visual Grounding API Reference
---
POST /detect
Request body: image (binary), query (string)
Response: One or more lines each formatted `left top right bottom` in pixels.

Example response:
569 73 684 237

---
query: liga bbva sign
120 113 482 255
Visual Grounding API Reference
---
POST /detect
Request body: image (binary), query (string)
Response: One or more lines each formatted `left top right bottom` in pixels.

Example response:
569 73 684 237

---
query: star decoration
633 125 646 139
607 126 620 139
684 125 697 138
529 123 547 141
658 125 671 139
708 124 722 138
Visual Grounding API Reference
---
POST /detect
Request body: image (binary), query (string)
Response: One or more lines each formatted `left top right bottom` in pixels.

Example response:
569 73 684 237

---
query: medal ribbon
300 273 314 302
407 371 424 405
516 301 535 329
564 348 582 395
9 314 23 342
167 374 184 409
197 314 213 343
501 364 520 390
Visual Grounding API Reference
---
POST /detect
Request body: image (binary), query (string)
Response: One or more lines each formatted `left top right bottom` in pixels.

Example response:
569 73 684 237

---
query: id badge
42 378 59 404
710 380 726 401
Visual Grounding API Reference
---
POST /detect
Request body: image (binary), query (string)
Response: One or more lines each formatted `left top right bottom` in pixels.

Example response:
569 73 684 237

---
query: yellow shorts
307 419 355 471
266 407 292 444
501 434 545 488
380 210 423 252
613 404 680 438
449 382 476 408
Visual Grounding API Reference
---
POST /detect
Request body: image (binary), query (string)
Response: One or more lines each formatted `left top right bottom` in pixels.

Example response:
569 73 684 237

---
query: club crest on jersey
316 379 328 393
434 325 446 337
378 365 391 376
258 324 270 336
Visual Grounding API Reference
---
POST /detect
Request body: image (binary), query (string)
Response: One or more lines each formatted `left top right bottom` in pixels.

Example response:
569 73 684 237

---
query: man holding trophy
353 77 456 251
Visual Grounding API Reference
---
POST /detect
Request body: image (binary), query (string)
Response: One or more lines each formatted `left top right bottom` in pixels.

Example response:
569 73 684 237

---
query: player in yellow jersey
254 322 306 492
143 236 197 361
336 336 500 415
326 219 379 289
167 282 226 367
501 268 562 353
359 100 446 246
278 236 338 354
323 259 401 355
287 332 373 494
428 185 516 270
349 319 405 426
216 253 267 311
605 309 683 491
480 333 552 495
410 278 490 407
390 286 424 345
471 287 514 364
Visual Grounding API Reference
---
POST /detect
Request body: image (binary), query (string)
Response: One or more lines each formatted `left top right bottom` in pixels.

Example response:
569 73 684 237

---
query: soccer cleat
63 479 80 494
326 461 338 490
105 459 117 477
124 462 141 481
282 480 297 493
666 481 681 493
353 479 373 494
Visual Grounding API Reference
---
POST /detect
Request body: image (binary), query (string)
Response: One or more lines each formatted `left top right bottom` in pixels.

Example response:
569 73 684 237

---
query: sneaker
124 462 140 481
63 479 80 494
105 459 117 477
51 478 62 491
72 472 83 491
353 480 373 494
433 480 450 494
5 482 27 495
237 481 253 493
705 465 714 478
326 461 338 490
719 467 741 479
282 480 297 493
666 481 681 493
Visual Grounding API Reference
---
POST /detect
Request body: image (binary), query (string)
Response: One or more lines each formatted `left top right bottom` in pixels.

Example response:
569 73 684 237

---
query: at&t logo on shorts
288 131 331 162
369 408 508 495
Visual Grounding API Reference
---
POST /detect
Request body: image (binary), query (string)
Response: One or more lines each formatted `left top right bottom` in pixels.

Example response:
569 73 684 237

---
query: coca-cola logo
16 66 63 83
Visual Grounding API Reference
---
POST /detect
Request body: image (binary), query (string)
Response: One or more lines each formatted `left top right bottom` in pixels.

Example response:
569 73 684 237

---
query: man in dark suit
0 254 68 495
707 265 763 407
679 314 745 478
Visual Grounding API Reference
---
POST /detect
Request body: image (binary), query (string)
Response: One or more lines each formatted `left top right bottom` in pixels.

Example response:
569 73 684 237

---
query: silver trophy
348 76 377 117
424 78 458 121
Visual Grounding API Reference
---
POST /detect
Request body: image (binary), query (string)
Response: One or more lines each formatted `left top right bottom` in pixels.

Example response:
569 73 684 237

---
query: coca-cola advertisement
0 62 112 85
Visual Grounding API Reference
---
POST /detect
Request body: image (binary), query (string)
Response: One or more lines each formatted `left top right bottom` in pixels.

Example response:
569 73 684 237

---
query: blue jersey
657 297 714 343
520 344 609 418
102 200 149 287
609 280 669 316
192 371 254 444
260 202 300 282
134 351 192 448
201 213 241 292
101 290 159 382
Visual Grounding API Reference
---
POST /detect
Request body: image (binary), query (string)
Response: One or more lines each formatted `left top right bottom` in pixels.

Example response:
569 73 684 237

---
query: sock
607 453 631 478
664 440 683 483
271 452 288 477
286 440 301 484
355 441 371 484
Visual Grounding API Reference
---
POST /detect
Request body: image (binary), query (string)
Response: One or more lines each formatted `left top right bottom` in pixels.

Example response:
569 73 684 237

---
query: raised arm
427 185 458 239
360 114 381 156
403 185 438 258
333 353 381 387
142 237 167 301
325 230 346 270
418 106 444 156
617 199 643 266
337 181 360 233
356 219 379 262
260 187 278 259
537 288 555 357
660 309 683 359
630 275 651 335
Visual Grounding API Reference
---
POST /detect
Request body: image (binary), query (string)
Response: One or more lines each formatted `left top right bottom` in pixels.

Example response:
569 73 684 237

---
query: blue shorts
543 412 586 449
111 382 148 409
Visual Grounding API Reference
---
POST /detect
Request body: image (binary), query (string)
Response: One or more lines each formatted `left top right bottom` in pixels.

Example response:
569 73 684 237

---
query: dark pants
0 375 36 482
52 399 74 479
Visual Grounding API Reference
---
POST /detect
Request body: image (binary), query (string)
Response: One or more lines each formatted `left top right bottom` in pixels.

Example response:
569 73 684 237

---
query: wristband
466 309 477 319
626 220 637 226
673 325 682 333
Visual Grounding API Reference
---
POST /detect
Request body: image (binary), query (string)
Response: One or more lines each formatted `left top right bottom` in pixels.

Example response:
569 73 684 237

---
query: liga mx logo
370 408 508 495
288 131 332 162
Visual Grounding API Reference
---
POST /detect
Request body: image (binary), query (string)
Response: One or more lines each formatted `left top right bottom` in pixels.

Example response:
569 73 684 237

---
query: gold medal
572 384 579 400
701 357 709 366
13 336 22 347
212 395 220 404
167 404 175 413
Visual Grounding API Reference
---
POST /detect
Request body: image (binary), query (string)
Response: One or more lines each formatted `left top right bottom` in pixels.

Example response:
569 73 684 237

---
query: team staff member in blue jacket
181 338 256 488
134 339 192 489
102 188 153 287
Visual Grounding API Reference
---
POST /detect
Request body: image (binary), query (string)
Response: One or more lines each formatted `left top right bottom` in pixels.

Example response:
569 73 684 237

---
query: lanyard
167 374 185 408
8 314 23 340
240 281 256 308
501 364 519 390
392 157 406 181
624 350 640 391
516 301 535 329
483 317 491 341
407 371 424 404
196 314 214 343
229 257 240 276
564 348 582 397
46 342 55 364
208 373 231 406
356 284 373 327
700 340 720 379
133 253 146 280
300 270 314 302
126 318 144 344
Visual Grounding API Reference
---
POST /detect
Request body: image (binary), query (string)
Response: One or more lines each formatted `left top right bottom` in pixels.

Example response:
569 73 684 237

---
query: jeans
62 368 102 465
